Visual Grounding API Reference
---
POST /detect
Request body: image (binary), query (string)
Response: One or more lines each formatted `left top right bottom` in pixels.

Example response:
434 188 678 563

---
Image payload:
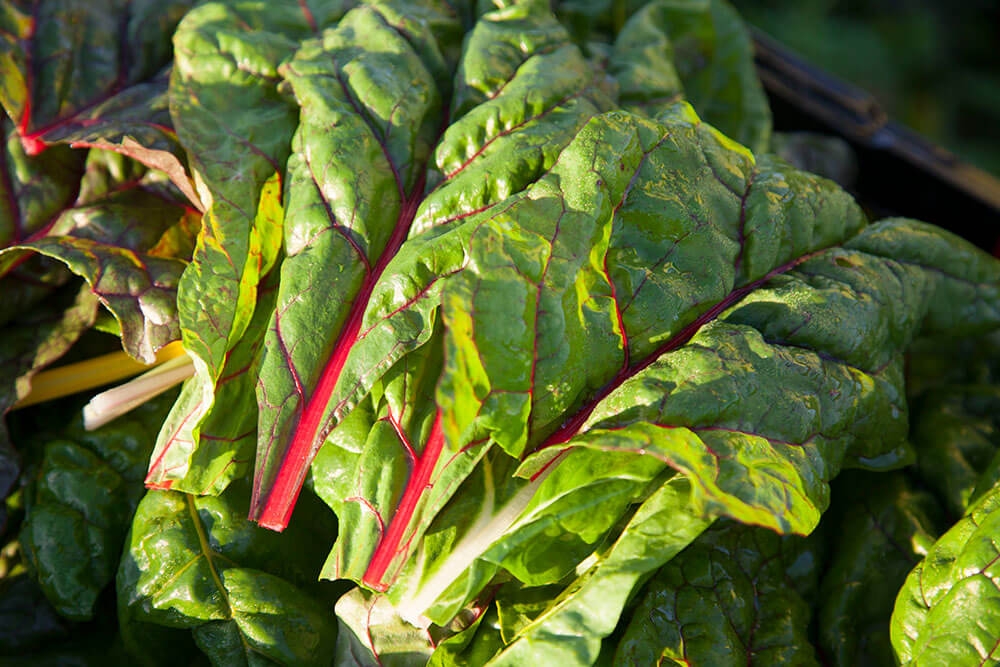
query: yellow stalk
13 341 188 410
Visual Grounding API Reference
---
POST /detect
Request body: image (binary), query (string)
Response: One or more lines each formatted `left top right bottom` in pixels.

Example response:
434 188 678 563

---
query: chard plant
2 0 1000 665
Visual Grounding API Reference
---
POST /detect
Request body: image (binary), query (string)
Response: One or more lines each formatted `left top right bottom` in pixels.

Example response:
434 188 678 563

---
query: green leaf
117 479 338 666
164 1 345 497
0 0 193 155
171 0 335 375
34 68 203 211
22 441 131 620
891 483 1000 665
146 265 279 495
254 0 616 530
252 0 456 526
817 471 943 666
440 106 1000 548
613 519 820 666
388 446 671 625
19 390 177 620
11 185 190 363
0 118 86 261
480 474 713 666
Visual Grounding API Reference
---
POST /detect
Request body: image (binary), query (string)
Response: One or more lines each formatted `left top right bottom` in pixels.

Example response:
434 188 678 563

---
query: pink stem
363 411 444 590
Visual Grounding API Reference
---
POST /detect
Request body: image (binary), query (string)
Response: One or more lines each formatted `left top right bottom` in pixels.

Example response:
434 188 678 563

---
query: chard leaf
0 118 85 263
474 474 712 666
2 114 197 362
252 0 456 528
330 103 1000 624
33 68 203 211
439 106 1000 549
0 282 99 502
11 186 190 363
891 483 1000 666
117 479 338 666
146 266 279 495
643 0 771 153
161 1 344 496
314 100 1000 635
385 445 672 623
170 0 337 372
19 391 177 621
254 0 616 530
0 0 193 155
613 519 820 666
816 471 943 666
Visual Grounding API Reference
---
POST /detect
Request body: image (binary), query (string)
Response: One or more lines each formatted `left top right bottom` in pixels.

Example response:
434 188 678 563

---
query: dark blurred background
737 0 1000 177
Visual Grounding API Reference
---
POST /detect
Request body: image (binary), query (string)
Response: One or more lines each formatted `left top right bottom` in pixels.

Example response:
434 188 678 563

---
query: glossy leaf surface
891 484 1000 665
254 0 616 529
613 519 819 666
19 392 177 620
156 0 345 495
117 479 338 665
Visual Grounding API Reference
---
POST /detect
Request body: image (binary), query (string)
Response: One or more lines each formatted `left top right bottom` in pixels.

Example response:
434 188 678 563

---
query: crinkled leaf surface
817 471 943 667
438 104 999 550
473 474 712 666
328 103 1000 622
0 0 193 155
891 483 1000 666
159 0 346 496
146 265 279 494
255 0 617 528
19 391 177 621
613 519 820 666
300 93 1000 646
10 186 191 363
35 67 203 211
117 478 338 666
2 109 197 362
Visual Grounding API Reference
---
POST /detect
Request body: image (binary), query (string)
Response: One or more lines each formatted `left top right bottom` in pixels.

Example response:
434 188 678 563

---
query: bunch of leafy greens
2 0 1000 664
